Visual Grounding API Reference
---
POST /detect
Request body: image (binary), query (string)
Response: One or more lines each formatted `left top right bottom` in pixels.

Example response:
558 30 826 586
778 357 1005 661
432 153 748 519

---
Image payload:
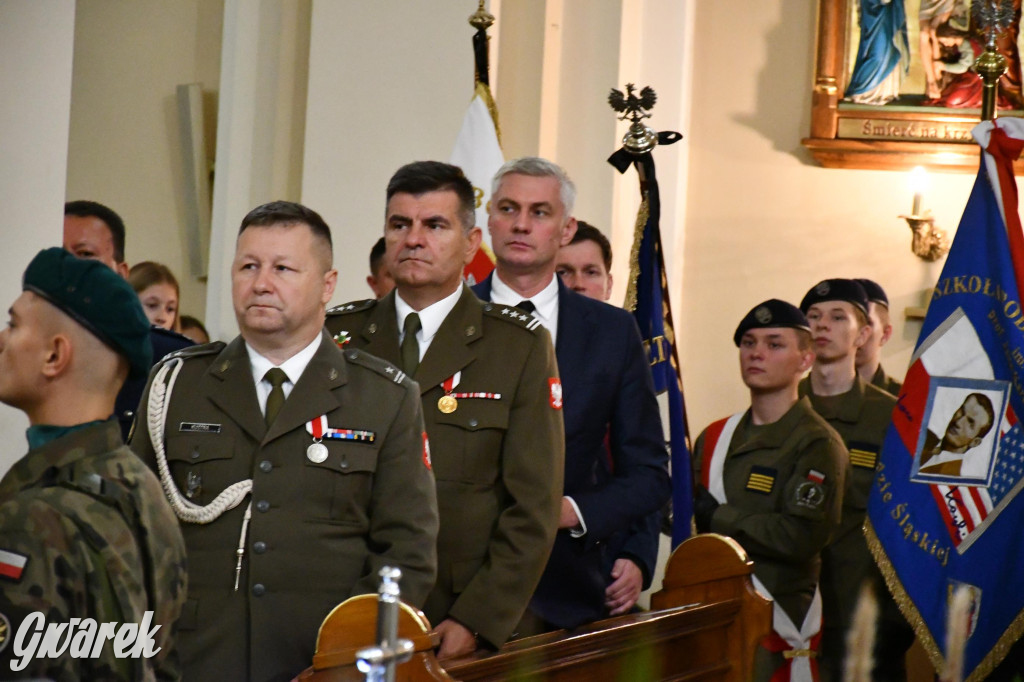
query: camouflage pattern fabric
0 420 187 681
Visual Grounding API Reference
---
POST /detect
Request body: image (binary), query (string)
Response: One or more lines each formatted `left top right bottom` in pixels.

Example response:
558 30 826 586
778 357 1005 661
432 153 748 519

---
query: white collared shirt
395 285 464 361
489 272 560 346
247 334 323 416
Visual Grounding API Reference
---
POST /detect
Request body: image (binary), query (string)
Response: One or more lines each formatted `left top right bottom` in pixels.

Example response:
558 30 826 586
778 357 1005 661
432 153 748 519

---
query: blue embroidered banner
867 120 1024 680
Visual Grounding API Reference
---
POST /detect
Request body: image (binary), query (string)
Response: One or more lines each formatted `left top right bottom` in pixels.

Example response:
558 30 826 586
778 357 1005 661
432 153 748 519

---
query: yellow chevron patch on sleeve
849 448 878 469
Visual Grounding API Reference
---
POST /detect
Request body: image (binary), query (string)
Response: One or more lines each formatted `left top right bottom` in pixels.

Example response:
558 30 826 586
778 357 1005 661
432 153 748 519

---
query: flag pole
973 0 1014 122
468 1 501 145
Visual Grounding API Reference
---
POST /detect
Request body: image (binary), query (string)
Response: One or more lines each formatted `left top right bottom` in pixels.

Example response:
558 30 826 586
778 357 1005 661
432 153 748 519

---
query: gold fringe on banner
623 195 650 313
474 80 502 149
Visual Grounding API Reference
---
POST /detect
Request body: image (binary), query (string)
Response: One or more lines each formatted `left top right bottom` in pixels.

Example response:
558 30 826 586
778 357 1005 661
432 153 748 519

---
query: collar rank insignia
0 549 28 582
746 466 776 494
848 443 878 470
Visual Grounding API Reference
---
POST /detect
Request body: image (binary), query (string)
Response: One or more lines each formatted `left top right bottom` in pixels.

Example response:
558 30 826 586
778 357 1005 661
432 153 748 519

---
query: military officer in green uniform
693 299 846 682
131 201 439 682
798 278 910 681
326 161 564 660
0 248 187 680
854 278 902 396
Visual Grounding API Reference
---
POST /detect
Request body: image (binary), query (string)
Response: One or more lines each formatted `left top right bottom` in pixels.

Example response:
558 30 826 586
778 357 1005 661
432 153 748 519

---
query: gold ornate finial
608 83 658 154
972 0 1014 120
469 1 494 31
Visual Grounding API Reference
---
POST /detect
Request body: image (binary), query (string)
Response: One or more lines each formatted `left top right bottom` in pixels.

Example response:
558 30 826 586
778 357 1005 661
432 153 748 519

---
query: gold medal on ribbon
438 395 458 414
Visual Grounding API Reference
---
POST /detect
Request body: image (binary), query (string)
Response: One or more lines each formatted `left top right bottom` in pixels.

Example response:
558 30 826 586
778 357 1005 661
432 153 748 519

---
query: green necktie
264 368 288 426
401 313 422 375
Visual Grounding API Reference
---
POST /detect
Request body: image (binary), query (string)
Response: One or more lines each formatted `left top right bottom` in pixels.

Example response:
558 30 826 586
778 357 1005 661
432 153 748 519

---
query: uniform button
253 541 267 554
256 500 270 512
259 460 272 473
483 303 493 311
468 418 478 427
191 449 200 460
252 583 266 597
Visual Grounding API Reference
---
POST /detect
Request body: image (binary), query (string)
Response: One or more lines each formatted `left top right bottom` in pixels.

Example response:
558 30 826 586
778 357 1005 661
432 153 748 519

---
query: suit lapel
264 331 349 444
358 292 402 366
414 286 482 395
554 282 590 385
208 338 266 442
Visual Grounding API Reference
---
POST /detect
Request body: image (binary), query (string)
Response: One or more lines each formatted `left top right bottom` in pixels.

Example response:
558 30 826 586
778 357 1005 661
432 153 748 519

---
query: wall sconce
900 166 949 262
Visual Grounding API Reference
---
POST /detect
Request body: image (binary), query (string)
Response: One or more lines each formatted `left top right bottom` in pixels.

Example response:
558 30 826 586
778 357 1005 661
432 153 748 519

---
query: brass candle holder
900 212 950 262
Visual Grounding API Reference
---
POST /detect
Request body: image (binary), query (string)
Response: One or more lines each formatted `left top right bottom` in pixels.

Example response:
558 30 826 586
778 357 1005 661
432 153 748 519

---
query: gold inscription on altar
838 118 974 143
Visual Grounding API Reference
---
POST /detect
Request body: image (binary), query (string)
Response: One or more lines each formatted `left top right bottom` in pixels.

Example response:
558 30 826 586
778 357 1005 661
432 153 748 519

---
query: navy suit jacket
473 275 670 628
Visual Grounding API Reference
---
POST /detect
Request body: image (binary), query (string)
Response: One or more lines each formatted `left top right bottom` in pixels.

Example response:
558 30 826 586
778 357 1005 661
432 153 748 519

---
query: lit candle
910 166 928 216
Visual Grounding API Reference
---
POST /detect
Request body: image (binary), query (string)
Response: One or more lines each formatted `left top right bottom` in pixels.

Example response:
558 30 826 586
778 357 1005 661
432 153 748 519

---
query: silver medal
307 441 328 463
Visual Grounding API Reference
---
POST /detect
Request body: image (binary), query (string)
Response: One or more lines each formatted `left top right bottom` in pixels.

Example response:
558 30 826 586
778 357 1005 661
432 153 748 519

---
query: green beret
23 248 152 379
734 299 810 346
800 278 869 316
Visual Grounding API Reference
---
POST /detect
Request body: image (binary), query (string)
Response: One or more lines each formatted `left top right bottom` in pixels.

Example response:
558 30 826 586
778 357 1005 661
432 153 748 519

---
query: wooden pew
295 533 771 682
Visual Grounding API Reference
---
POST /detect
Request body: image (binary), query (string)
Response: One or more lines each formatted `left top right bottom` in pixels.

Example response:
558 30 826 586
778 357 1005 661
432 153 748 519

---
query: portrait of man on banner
912 377 1008 485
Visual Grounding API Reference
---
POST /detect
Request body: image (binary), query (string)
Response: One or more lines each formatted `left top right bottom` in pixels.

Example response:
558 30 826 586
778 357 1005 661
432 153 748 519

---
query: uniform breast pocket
303 441 379 524
164 431 239 507
433 401 510 484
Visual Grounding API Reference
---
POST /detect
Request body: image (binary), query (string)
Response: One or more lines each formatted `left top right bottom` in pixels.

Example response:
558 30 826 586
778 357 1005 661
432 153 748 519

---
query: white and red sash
702 413 822 682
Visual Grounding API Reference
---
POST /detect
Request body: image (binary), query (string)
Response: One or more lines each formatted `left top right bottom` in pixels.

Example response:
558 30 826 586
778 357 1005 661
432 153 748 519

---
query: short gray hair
492 157 576 220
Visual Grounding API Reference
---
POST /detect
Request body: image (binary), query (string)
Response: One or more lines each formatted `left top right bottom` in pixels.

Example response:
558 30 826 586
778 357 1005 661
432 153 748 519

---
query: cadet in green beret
0 247 187 680
854 278 903 396
694 299 846 682
798 278 910 681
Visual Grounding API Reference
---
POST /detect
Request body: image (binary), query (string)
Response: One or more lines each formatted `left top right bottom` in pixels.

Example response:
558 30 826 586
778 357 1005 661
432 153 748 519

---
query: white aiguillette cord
148 358 254 591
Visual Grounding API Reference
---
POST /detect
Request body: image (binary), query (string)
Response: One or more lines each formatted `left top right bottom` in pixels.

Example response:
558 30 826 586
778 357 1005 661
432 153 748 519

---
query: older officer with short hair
132 201 439 682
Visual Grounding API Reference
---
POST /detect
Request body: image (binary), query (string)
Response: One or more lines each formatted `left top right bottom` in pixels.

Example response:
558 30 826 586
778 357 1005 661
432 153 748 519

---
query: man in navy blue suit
472 157 670 632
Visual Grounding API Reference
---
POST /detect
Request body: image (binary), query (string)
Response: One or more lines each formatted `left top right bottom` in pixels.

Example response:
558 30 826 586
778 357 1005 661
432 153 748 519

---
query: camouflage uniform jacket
0 420 187 681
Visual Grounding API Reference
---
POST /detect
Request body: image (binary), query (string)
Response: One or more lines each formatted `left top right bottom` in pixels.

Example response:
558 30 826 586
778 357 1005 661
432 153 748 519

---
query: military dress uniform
0 420 188 681
695 397 846 682
798 376 910 681
326 285 564 650
130 331 439 682
870 364 903 397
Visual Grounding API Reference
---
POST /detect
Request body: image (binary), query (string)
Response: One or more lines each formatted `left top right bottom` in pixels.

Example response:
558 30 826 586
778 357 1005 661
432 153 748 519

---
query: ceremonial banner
867 118 1024 680
450 18 503 285
610 135 693 547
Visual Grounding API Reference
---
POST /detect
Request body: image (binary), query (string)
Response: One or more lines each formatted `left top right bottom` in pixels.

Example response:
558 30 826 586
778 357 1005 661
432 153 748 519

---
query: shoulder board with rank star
481 303 543 332
327 299 376 316
162 340 227 362
342 347 412 386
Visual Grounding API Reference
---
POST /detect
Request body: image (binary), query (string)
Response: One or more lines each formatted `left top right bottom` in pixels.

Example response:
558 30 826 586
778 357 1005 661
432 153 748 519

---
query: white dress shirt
246 334 322 416
395 285 464 361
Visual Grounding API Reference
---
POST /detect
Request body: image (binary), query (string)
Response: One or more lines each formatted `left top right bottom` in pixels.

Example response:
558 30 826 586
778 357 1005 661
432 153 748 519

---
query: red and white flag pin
0 549 28 581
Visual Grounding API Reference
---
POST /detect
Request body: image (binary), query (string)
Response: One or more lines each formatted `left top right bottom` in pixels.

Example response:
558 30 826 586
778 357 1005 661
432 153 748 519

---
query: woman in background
129 261 180 332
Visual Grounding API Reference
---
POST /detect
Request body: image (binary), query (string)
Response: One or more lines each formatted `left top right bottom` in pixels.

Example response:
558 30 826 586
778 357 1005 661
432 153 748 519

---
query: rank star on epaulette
746 466 775 494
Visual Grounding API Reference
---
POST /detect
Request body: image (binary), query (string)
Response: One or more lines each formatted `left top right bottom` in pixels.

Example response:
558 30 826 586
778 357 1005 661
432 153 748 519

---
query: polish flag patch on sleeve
548 378 563 410
807 469 825 484
0 549 28 582
422 432 432 470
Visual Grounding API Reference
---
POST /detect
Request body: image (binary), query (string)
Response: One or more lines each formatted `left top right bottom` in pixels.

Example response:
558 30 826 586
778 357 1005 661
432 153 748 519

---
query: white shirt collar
246 334 323 411
490 272 560 345
395 285 464 360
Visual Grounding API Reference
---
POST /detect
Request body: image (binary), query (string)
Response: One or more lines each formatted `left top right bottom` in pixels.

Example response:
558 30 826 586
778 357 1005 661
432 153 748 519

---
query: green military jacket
694 397 846 627
131 331 439 682
0 420 187 681
327 286 564 648
799 375 897 679
870 363 902 397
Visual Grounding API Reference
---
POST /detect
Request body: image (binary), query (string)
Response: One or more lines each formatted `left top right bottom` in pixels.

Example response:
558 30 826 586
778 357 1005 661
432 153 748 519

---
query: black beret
734 299 811 346
23 248 152 379
800 278 869 316
855 278 889 308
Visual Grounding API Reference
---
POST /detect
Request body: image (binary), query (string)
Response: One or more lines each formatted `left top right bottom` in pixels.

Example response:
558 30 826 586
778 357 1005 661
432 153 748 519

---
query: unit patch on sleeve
745 466 776 494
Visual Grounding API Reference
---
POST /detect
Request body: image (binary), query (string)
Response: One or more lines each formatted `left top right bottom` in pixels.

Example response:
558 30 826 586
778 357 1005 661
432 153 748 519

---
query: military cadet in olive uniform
131 202 439 682
693 299 846 682
327 161 563 660
799 279 910 682
0 248 187 680
855 278 903 396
